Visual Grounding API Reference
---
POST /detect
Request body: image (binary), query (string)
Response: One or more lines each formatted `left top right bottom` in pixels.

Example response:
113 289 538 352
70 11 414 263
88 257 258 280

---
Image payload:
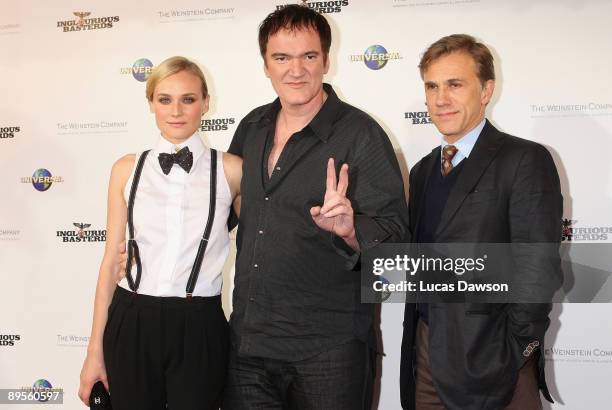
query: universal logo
276 1 349 14
1 126 20 139
57 12 120 32
404 111 432 125
57 223 106 243
21 169 64 192
120 58 155 82
350 45 402 70
200 117 236 132
0 229 20 241
21 379 63 403
0 334 21 347
562 219 612 241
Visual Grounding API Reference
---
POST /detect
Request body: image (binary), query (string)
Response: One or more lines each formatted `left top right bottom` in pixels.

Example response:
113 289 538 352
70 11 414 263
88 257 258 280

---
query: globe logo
32 379 52 402
364 45 389 70
132 58 154 82
32 168 53 192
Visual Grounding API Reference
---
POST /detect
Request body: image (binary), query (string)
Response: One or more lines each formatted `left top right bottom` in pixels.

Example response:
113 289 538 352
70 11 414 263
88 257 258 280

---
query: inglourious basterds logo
200 117 236 132
276 0 349 14
404 111 432 125
1 126 20 139
56 223 106 243
562 219 612 241
57 12 120 32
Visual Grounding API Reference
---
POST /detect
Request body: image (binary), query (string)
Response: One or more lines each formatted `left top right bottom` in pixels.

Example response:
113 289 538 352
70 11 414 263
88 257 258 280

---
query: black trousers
223 340 375 410
103 286 229 410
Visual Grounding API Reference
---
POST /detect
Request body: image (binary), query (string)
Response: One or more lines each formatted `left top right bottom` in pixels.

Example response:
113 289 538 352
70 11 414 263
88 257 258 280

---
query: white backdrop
1 0 611 408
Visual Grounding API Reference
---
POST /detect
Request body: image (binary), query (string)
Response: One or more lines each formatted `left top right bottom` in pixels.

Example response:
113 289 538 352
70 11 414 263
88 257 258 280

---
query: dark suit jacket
400 120 563 410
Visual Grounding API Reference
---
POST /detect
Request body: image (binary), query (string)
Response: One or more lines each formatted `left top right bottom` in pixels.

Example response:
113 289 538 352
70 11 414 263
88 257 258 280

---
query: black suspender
125 150 150 292
124 148 218 300
186 149 217 300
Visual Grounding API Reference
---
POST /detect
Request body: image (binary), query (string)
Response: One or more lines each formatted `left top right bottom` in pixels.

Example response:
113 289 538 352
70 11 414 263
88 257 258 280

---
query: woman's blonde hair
146 56 208 101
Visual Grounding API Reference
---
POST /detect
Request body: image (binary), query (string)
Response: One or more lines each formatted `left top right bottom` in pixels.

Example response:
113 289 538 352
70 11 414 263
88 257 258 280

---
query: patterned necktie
441 144 458 177
158 146 193 175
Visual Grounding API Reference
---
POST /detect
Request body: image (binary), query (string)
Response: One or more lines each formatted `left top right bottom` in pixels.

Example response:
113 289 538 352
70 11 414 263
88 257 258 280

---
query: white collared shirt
118 133 232 297
440 119 486 166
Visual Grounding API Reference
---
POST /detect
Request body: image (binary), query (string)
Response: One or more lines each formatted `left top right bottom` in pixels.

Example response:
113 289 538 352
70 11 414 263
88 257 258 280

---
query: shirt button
275 166 281 171
254 264 258 268
258 230 264 235
264 197 270 201
249 297 255 302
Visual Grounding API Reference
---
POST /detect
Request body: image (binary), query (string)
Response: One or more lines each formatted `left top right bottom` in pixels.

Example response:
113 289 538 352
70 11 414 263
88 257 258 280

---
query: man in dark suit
399 34 563 410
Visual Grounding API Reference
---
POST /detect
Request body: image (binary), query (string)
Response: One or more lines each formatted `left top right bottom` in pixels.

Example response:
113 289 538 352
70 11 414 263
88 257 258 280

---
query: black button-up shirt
228 84 409 361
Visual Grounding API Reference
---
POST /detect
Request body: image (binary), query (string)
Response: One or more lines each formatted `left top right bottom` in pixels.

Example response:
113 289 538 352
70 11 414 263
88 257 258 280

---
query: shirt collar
440 118 486 159
155 132 207 164
250 83 343 143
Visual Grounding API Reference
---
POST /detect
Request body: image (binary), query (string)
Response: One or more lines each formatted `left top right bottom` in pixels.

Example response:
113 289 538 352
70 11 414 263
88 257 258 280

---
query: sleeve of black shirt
226 116 248 231
333 118 410 269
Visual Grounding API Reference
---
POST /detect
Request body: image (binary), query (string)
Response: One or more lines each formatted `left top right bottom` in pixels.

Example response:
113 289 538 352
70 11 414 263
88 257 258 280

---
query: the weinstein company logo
276 1 349 14
531 102 612 118
404 111 432 125
0 229 20 241
545 346 612 363
158 8 235 22
200 117 236 132
57 12 120 32
57 334 89 347
562 219 612 241
56 223 106 243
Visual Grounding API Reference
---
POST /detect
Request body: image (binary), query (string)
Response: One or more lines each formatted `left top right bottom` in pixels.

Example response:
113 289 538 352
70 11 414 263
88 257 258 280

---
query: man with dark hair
400 34 563 409
225 5 409 409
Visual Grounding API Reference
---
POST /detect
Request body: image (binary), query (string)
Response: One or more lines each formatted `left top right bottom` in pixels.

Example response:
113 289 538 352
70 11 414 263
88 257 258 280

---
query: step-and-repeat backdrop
1 0 611 408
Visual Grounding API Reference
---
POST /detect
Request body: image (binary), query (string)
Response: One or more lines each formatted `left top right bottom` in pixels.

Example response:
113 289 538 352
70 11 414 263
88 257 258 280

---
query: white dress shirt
439 118 486 166
118 133 232 297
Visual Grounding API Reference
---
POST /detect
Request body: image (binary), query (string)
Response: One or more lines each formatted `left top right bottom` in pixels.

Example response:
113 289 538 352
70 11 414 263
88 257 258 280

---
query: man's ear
481 79 495 106
263 56 270 79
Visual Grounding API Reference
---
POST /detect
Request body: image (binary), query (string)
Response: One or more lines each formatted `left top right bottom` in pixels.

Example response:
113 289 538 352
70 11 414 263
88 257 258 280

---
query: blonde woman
78 56 241 410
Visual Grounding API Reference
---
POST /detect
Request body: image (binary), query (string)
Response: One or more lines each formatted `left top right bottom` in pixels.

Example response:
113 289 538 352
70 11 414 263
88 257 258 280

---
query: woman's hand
78 350 108 405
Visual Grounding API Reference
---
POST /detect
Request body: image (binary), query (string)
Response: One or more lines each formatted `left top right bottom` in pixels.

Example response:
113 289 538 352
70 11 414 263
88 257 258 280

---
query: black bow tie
158 146 193 175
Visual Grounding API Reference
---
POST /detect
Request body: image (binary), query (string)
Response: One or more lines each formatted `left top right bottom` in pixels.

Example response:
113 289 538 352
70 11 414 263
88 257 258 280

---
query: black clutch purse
89 381 112 409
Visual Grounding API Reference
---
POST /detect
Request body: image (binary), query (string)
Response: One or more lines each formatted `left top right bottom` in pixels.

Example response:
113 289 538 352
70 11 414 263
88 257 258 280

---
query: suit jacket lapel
413 148 438 235
435 120 506 238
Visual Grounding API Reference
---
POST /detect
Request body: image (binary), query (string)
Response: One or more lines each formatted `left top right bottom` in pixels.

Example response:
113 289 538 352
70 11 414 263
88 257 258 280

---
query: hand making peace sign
310 158 358 249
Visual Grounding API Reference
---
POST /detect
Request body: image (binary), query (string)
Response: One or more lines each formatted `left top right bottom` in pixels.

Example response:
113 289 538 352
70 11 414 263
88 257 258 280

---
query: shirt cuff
331 215 391 271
